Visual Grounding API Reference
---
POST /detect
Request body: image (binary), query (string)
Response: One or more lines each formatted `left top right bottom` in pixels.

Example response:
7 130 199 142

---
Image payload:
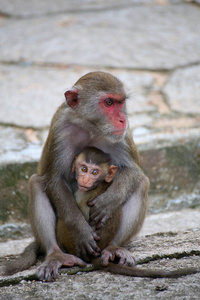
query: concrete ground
0 0 200 299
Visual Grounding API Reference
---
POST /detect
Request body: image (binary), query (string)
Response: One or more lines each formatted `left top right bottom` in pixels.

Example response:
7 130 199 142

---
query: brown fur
57 181 122 256
3 72 197 281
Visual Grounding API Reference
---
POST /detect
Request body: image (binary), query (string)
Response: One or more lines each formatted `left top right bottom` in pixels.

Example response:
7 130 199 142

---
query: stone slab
0 126 42 165
163 65 200 113
129 114 153 130
0 126 27 154
142 138 200 212
0 238 33 257
0 4 200 70
0 267 199 300
116 71 155 113
0 65 155 128
135 127 200 149
0 144 42 166
0 0 165 18
140 208 200 236
0 65 84 128
0 229 199 299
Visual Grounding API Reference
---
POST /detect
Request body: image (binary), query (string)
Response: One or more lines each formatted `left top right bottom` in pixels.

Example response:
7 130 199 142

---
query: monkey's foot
37 251 86 282
101 245 135 267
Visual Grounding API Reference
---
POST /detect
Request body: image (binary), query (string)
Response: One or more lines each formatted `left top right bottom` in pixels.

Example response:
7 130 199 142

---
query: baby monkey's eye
92 170 99 176
81 166 87 172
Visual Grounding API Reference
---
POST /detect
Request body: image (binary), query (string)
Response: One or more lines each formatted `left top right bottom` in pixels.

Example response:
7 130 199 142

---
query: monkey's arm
89 162 147 228
37 120 100 260
47 176 100 260
75 182 110 221
89 130 147 228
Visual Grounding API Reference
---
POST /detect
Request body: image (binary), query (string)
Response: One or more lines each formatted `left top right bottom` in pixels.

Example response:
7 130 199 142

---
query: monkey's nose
118 117 126 128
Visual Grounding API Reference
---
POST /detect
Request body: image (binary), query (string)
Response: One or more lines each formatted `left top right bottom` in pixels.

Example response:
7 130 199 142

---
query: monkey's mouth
112 129 125 136
78 185 91 192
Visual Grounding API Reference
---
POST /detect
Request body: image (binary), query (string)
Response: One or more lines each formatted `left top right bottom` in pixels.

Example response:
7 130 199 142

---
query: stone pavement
0 0 200 299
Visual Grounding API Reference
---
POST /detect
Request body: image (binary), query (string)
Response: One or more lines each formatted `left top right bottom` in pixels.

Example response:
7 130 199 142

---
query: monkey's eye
104 98 114 107
81 166 88 173
119 99 125 105
92 170 99 176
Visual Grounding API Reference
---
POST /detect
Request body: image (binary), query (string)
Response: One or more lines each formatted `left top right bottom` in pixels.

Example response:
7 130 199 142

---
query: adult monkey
4 72 149 281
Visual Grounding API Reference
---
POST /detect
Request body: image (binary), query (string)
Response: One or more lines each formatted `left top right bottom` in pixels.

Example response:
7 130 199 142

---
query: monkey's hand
73 223 101 261
88 194 115 229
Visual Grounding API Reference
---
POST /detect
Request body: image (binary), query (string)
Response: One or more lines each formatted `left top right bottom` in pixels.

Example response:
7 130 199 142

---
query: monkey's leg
29 175 85 281
101 176 149 267
29 175 58 254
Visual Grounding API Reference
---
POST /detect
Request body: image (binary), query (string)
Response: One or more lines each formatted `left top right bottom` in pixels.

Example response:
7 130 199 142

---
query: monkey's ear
105 165 118 183
64 89 80 109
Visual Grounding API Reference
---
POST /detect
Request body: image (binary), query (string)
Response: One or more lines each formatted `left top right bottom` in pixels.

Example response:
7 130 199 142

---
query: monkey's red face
99 94 127 136
65 88 127 139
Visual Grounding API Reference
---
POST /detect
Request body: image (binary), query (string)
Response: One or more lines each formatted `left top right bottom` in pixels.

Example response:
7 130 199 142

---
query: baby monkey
57 147 122 257
73 146 118 221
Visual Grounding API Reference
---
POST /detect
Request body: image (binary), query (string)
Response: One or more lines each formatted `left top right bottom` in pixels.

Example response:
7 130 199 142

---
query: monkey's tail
3 241 40 276
93 258 199 278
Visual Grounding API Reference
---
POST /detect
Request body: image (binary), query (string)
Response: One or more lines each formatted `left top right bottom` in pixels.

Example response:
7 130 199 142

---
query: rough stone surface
0 126 27 154
0 0 200 298
0 126 42 165
0 144 42 166
140 208 200 236
0 65 155 127
128 114 153 130
0 5 200 70
142 138 200 213
0 162 37 223
0 237 33 257
0 65 82 128
0 230 199 299
163 65 200 113
2 268 199 300
135 128 200 149
0 0 166 17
